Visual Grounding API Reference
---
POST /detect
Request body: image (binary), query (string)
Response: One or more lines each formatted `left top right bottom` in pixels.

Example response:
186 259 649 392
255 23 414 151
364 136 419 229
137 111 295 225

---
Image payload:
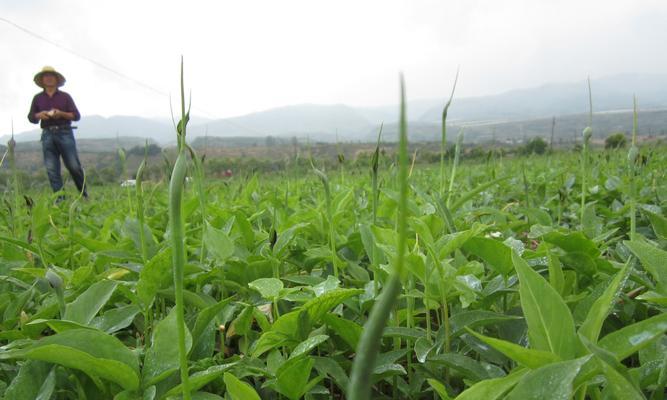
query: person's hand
36 111 51 120
49 109 59 118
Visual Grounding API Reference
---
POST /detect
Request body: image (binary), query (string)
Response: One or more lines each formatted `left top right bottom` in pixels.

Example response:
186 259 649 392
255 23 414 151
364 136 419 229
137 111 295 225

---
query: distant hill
370 109 667 143
14 136 158 153
186 103 372 140
419 74 667 123
7 115 175 144
4 74 667 145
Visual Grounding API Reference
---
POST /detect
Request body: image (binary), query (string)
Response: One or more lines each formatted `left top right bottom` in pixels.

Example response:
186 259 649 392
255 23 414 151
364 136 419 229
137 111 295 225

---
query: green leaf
428 353 492 382
249 278 284 300
252 330 290 358
190 392 223 399
323 313 362 350
233 211 256 249
599 361 645 400
313 356 349 395
598 313 667 361
165 363 236 397
579 261 630 342
290 334 329 359
190 297 234 357
10 329 140 391
223 372 261 400
204 221 235 262
415 337 436 363
547 252 565 295
26 318 91 333
136 247 172 308
449 310 522 337
543 231 600 257
35 365 56 400
438 225 484 258
427 378 452 399
4 361 55 400
455 369 527 400
303 288 363 322
578 334 644 400
643 209 667 240
90 304 141 333
513 251 577 359
505 356 592 400
143 308 193 386
276 356 315 400
63 280 118 325
273 223 309 258
463 237 513 276
468 329 561 369
625 238 667 293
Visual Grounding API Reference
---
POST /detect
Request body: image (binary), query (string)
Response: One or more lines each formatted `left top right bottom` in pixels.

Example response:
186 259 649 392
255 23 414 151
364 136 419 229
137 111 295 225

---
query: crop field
1 87 667 399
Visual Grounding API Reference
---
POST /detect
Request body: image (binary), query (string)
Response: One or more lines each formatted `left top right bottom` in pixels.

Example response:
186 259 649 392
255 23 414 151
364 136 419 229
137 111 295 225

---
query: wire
0 16 169 98
1 16 268 135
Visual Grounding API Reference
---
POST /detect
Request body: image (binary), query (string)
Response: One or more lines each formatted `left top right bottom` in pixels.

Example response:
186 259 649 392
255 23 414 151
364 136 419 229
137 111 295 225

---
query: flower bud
627 145 639 166
582 127 592 142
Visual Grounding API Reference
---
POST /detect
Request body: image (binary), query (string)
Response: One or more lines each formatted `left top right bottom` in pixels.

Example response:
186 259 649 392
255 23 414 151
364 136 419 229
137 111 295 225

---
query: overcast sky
1 0 666 135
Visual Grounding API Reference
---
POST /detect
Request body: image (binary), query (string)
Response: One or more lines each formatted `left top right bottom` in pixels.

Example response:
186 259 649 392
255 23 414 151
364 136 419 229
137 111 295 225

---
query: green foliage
1 95 666 399
521 137 548 155
605 132 628 149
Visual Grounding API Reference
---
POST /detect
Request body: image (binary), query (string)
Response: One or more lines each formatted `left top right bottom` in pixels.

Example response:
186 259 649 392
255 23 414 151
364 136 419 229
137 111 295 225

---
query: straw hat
34 66 66 88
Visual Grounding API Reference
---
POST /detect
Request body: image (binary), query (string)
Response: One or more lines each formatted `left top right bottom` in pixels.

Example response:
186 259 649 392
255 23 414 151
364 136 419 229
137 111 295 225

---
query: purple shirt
28 90 80 128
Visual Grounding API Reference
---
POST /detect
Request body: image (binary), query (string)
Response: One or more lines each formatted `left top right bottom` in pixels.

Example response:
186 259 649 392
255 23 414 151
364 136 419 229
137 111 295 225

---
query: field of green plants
1 77 667 399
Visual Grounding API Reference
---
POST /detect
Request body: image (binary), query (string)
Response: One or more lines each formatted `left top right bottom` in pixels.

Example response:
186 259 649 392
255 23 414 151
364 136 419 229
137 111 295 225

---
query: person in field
27 66 87 198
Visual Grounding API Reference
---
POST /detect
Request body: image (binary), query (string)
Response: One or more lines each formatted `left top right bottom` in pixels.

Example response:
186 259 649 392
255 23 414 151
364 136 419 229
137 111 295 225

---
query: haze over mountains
6 74 667 145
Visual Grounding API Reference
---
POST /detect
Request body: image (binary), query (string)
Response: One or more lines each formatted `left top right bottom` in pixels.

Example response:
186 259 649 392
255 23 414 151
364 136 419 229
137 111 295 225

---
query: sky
1 0 666 136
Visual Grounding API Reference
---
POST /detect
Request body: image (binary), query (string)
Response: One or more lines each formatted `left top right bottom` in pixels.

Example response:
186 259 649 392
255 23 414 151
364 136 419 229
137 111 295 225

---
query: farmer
27 66 87 198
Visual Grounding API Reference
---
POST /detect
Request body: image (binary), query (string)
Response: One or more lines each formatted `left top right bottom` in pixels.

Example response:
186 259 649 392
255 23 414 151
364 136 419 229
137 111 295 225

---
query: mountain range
5 73 667 145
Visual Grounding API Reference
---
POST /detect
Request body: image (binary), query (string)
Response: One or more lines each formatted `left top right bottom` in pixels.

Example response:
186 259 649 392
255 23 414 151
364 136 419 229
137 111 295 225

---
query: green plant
440 68 459 195
349 75 409 400
522 137 548 155
580 76 593 229
605 132 628 149
168 57 192 400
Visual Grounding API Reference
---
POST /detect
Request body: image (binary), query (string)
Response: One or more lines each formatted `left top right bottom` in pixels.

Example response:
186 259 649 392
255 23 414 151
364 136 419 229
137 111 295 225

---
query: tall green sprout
440 68 459 195
349 75 408 400
336 131 345 186
67 173 87 267
168 57 192 400
136 141 149 263
628 96 639 240
446 129 464 207
311 163 338 278
117 142 132 213
580 76 593 227
580 76 593 229
371 123 383 225
186 143 206 264
8 121 21 236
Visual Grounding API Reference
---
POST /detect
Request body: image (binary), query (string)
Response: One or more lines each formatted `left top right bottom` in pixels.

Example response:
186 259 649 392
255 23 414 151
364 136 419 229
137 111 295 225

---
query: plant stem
169 57 191 400
349 74 409 400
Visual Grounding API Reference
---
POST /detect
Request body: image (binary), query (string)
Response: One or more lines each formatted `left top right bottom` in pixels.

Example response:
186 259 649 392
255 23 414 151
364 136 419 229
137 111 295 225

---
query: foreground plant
168 57 192 400
580 76 593 226
440 68 459 196
349 75 409 399
628 96 639 240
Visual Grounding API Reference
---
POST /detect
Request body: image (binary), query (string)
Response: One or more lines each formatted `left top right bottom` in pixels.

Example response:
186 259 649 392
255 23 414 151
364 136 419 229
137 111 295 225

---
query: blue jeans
41 128 87 196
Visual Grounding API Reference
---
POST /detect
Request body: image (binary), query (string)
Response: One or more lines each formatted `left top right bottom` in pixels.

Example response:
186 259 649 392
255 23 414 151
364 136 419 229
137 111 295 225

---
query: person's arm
53 110 76 120
59 93 81 121
28 96 50 123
